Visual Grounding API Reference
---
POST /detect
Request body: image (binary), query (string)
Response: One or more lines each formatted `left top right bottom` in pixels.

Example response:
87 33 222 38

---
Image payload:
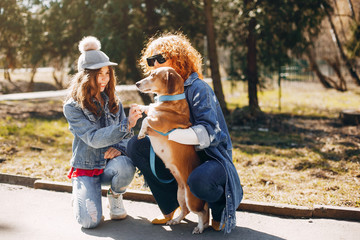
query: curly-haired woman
127 32 243 233
63 36 142 228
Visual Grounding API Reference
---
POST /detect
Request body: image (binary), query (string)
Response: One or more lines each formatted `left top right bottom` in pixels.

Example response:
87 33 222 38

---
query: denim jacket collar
88 92 110 120
184 72 199 87
93 92 109 108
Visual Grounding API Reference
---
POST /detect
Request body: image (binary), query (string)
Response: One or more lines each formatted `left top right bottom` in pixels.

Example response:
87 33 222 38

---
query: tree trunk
246 16 260 115
124 2 152 105
325 56 347 91
203 0 229 115
26 67 37 92
305 47 346 91
324 6 360 85
347 0 356 19
52 69 63 89
145 0 159 35
306 47 333 88
4 68 12 82
332 0 348 41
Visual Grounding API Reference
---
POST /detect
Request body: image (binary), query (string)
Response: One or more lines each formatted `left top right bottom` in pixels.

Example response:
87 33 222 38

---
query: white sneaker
107 188 127 220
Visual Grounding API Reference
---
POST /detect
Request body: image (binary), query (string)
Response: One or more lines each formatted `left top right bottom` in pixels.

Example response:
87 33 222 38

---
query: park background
0 0 359 208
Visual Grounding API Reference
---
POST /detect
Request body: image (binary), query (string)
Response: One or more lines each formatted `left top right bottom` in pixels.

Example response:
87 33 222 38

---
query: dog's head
136 67 184 95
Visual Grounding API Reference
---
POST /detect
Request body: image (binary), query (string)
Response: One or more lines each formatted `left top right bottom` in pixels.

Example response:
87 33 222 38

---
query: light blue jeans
72 156 135 228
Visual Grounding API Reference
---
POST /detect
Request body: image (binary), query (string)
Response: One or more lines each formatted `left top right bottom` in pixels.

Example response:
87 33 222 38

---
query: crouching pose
127 32 243 233
63 36 142 228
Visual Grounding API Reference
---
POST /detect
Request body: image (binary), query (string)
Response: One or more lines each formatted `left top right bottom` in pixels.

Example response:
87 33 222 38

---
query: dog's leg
192 203 209 234
138 117 149 139
184 185 209 234
166 184 189 225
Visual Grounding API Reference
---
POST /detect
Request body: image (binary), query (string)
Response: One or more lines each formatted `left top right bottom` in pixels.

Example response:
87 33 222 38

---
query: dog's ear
167 71 177 94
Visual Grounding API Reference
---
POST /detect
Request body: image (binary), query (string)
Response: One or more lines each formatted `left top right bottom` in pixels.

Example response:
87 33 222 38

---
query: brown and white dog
136 67 209 234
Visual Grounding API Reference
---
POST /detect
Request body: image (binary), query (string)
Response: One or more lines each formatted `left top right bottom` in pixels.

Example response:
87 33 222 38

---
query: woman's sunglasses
146 54 166 67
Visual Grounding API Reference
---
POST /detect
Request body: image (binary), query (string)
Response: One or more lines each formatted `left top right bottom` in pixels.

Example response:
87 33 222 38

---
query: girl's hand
128 103 142 129
104 147 121 159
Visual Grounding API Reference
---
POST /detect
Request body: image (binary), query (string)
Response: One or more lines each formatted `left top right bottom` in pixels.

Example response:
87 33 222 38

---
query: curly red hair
66 67 119 116
139 32 203 81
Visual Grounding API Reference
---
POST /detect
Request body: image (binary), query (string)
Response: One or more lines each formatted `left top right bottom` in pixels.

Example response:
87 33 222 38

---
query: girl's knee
108 156 135 192
76 215 101 229
74 199 102 229
113 156 136 176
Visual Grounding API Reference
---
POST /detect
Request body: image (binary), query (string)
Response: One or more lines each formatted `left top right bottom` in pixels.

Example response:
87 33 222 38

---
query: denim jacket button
228 194 231 198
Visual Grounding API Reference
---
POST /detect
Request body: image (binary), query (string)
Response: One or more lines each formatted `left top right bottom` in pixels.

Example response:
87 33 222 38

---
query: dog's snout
136 82 141 88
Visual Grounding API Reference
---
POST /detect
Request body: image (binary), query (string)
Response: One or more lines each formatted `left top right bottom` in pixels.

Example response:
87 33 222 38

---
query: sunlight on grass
0 117 72 182
225 81 360 117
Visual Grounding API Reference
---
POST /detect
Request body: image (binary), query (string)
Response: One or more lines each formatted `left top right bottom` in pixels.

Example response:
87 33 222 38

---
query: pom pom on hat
77 36 117 71
78 36 101 53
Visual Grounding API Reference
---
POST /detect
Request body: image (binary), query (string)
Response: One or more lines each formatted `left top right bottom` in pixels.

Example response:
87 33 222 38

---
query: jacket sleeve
110 103 134 153
187 81 224 150
63 103 132 149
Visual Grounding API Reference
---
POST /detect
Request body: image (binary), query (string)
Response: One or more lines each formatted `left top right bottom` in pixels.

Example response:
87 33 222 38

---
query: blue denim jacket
185 73 243 234
63 92 133 170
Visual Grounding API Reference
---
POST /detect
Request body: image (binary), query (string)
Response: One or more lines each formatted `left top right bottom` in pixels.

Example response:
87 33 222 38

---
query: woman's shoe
212 219 225 231
151 207 180 224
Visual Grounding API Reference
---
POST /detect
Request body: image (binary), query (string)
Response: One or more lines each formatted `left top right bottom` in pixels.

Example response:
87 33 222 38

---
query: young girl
127 33 243 233
63 36 142 228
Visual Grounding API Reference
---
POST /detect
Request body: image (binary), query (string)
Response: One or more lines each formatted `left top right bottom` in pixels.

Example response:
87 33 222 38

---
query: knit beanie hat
77 36 117 71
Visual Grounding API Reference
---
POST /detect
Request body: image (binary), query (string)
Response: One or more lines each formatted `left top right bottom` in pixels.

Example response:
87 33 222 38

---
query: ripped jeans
72 156 135 228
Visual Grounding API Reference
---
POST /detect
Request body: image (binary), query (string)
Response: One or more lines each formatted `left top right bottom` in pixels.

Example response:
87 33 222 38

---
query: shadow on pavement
82 216 284 240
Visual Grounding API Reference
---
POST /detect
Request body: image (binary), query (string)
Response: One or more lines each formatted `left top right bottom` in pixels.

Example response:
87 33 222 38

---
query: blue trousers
72 156 135 228
127 136 226 221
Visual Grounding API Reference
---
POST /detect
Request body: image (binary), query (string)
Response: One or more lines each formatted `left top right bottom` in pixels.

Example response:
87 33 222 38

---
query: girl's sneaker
107 188 127 220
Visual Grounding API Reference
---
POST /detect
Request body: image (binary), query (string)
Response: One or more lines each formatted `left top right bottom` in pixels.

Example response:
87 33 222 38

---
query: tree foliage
1 0 357 114
215 0 332 114
0 0 26 80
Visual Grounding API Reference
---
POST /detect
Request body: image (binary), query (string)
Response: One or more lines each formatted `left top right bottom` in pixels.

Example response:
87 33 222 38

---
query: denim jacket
63 92 133 170
185 73 243 234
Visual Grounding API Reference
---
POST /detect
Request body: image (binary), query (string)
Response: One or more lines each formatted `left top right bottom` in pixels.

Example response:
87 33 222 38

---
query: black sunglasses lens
157 56 166 64
147 58 155 67
146 54 166 66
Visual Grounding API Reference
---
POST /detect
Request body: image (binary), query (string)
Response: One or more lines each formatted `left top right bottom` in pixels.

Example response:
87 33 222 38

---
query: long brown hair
139 32 203 80
66 67 119 116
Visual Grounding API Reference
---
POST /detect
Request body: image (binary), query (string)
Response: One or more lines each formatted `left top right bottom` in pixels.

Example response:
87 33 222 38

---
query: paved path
1 183 359 240
0 85 137 101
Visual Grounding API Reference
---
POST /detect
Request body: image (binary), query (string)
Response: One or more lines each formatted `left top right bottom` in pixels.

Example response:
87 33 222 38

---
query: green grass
225 81 360 117
0 117 73 181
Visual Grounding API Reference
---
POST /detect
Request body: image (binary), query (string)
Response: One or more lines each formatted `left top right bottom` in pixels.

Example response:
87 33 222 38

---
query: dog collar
155 93 186 102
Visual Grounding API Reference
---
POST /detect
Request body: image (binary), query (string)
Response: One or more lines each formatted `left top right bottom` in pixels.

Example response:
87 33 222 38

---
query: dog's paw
166 219 180 225
137 133 146 139
192 226 204 234
139 105 148 113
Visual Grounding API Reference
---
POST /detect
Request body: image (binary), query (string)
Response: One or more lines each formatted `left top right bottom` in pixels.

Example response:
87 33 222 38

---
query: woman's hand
128 103 143 129
104 147 121 159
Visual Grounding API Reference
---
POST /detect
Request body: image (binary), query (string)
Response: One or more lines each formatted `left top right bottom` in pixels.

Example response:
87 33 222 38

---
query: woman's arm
63 103 132 149
186 81 224 149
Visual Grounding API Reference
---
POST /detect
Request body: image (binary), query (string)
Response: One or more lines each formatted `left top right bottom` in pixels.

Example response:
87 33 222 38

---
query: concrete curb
0 173 40 187
238 200 313 218
1 173 359 221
